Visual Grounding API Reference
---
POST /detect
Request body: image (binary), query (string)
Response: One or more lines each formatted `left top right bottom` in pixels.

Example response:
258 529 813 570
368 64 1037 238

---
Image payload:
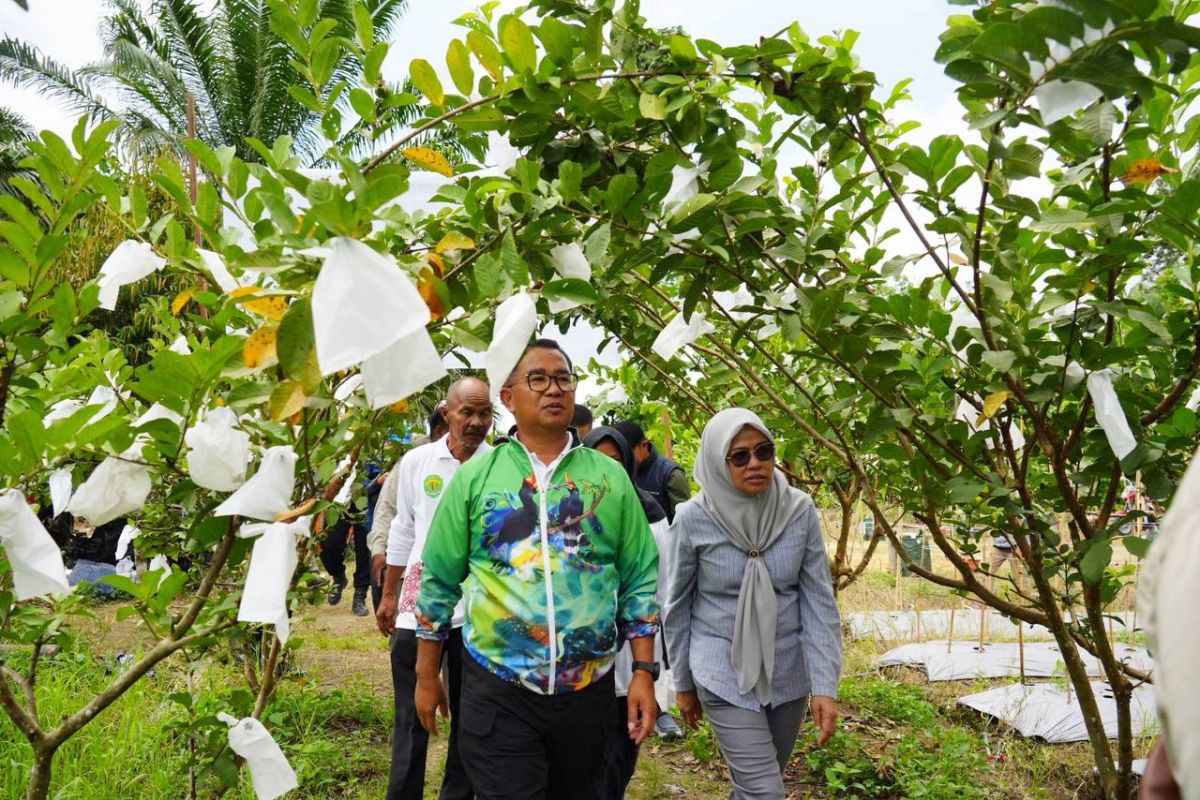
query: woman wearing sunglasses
663 408 842 800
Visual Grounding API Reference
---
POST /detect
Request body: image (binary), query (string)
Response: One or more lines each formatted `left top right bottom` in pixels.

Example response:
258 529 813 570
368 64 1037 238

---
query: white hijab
694 408 811 705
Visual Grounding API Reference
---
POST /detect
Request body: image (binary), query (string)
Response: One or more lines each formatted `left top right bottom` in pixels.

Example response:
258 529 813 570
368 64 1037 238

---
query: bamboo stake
187 93 200 248
1015 560 1026 684
947 601 956 654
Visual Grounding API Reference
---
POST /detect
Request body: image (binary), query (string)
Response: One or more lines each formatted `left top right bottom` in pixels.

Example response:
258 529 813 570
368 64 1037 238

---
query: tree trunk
26 742 57 800
1026 553 1119 797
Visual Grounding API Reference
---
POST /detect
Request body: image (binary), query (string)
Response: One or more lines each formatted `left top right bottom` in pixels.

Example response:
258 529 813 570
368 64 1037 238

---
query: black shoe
327 579 346 606
351 588 369 617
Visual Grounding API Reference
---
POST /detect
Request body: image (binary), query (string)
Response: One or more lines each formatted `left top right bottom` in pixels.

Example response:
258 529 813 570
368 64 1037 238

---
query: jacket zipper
537 480 557 694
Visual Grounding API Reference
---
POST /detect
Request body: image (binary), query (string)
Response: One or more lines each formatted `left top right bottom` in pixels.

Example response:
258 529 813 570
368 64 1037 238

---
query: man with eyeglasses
414 338 661 800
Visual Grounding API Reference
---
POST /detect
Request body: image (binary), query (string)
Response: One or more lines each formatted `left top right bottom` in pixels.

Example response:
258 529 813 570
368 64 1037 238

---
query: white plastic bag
1029 20 1111 125
43 399 83 425
115 523 140 561
712 285 756 322
84 385 119 424
134 403 184 428
361 327 448 409
311 237 430 375
213 446 297 521
663 162 707 212
169 335 192 355
198 248 240 294
1086 369 1137 460
0 489 71 600
67 452 152 526
548 242 592 314
216 713 298 800
148 553 171 577
652 311 714 361
96 240 167 311
485 291 539 399
48 466 73 517
237 517 308 645
185 407 251 492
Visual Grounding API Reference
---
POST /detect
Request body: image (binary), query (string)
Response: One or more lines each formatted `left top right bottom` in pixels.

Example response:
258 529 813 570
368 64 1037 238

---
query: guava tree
349 1 1195 796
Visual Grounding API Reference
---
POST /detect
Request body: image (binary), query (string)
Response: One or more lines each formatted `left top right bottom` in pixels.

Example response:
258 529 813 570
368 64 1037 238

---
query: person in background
375 379 492 800
572 403 594 438
614 420 690 523
319 486 373 617
370 408 449 607
582 426 672 799
415 339 661 800
664 408 842 800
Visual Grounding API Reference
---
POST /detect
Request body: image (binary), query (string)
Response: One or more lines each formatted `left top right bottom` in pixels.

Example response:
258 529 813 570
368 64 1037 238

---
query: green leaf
467 30 504 80
1079 540 1113 585
499 15 538 74
269 380 307 421
409 58 445 106
542 278 598 305
536 17 576 65
473 253 503 299
446 39 475 96
669 34 698 65
605 173 638 216
499 229 528 285
1122 536 1151 558
276 298 314 381
981 350 1016 372
670 193 716 229
1030 207 1093 233
639 92 667 120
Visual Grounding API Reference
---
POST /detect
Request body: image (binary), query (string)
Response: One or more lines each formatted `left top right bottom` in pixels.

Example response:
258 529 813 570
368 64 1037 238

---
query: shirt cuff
415 614 451 641
810 682 840 699
673 671 695 692
619 616 660 641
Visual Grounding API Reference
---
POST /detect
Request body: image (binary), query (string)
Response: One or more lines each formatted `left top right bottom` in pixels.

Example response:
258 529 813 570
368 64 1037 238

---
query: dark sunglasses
725 442 775 468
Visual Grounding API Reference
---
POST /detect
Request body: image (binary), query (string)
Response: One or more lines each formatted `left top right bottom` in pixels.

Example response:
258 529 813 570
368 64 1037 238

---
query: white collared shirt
517 432 573 487
388 435 491 630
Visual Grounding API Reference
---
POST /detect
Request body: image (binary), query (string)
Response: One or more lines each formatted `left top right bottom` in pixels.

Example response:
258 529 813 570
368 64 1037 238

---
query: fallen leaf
243 325 279 369
402 146 454 177
171 287 196 316
976 390 1013 426
1121 158 1175 186
435 231 476 254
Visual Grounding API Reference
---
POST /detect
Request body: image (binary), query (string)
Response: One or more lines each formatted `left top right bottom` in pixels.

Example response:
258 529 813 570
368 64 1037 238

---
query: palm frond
0 37 119 124
152 0 234 145
0 105 35 145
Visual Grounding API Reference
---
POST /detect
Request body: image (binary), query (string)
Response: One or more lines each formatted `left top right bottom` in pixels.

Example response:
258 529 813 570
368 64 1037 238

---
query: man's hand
811 695 838 747
677 689 703 729
371 553 387 588
415 673 449 736
376 591 398 637
626 671 656 745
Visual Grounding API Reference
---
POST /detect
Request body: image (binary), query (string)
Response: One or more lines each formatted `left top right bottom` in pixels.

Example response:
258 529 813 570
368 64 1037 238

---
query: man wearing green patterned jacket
415 339 661 800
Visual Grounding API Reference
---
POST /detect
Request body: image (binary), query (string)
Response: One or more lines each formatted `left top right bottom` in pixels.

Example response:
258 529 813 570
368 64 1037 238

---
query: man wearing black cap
614 421 690 524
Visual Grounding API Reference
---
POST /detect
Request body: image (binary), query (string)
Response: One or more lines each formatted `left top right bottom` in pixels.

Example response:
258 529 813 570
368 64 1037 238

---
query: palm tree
0 105 35 197
0 0 409 165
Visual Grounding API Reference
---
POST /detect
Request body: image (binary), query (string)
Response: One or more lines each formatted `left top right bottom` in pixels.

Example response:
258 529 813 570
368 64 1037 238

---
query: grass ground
0 553 1152 799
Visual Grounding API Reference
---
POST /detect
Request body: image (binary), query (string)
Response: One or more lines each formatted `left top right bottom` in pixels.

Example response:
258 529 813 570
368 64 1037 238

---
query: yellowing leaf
426 253 446 277
402 147 453 177
1121 158 1175 186
389 399 411 414
269 379 307 421
435 231 476 254
976 390 1013 426
243 325 278 370
418 267 446 322
171 287 196 316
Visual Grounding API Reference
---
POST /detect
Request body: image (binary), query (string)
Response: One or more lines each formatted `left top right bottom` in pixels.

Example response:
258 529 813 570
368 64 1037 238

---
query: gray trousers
697 685 808 800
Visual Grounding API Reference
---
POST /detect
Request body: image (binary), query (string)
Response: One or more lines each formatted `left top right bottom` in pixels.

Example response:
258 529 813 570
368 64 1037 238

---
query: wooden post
660 407 674 461
1015 560 1026 684
187 92 200 247
946 603 956 654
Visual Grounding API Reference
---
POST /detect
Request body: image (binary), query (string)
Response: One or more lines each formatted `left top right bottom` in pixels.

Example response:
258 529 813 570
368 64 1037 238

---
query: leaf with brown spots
1121 158 1175 186
243 325 279 370
402 146 454 177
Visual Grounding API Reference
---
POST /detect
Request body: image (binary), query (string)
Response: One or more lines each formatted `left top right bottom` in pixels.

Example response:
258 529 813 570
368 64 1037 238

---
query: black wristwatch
631 660 660 680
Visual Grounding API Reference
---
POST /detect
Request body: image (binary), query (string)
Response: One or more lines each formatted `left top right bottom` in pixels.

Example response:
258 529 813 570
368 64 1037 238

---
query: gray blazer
664 497 842 711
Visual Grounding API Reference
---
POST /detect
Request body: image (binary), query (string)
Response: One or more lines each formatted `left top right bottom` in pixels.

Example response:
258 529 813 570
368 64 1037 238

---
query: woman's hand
677 689 704 728
810 695 838 746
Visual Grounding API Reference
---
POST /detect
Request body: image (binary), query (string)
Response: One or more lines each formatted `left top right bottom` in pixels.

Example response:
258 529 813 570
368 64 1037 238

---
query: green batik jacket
415 435 660 694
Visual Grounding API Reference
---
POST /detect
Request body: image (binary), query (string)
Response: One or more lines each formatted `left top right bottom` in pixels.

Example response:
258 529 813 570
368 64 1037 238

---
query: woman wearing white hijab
664 408 842 799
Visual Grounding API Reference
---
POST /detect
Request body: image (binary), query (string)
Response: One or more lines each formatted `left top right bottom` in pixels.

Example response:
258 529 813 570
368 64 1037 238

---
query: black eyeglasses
726 442 775 468
513 371 577 393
